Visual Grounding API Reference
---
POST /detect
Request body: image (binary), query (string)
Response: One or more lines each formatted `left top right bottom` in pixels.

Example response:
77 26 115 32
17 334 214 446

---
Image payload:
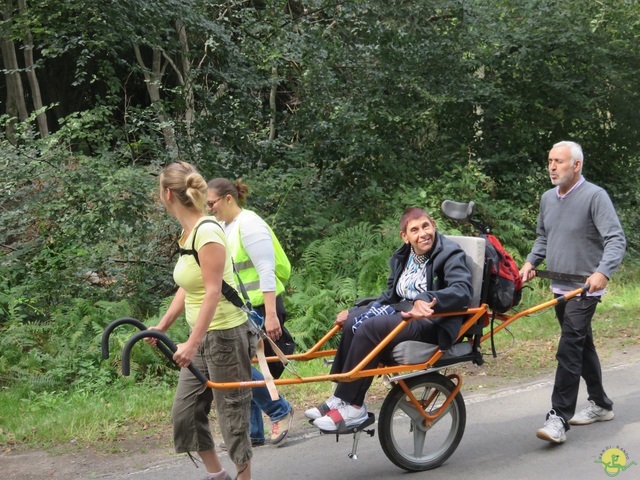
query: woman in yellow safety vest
206 177 294 447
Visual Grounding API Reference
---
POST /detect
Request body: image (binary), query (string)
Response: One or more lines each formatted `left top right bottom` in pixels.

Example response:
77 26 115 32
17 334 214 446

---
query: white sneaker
304 395 343 420
313 403 368 431
569 400 614 425
536 410 567 444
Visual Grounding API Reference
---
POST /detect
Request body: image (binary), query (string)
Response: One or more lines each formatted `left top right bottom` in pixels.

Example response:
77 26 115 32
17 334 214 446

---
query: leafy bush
0 121 179 322
2 0 640 404
285 221 396 349
0 294 190 391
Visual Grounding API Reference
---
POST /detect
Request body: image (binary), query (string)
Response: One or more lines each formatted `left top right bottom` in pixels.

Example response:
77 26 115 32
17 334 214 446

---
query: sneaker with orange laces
271 409 294 446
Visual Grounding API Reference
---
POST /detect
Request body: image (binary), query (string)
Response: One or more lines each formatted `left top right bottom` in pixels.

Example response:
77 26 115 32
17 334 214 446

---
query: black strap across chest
177 219 245 309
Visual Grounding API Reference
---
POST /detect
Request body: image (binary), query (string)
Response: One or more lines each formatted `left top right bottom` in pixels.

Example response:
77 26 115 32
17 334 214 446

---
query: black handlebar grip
101 317 175 361
121 330 209 385
102 317 148 359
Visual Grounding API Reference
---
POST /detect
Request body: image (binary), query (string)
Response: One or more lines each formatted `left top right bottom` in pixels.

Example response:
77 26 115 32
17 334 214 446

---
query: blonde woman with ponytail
149 161 254 480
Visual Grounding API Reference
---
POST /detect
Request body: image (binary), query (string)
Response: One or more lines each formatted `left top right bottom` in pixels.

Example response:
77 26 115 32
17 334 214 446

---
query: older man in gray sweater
520 141 626 444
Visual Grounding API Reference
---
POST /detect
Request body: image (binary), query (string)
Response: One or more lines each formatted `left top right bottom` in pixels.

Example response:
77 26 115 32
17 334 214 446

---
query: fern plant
0 296 184 392
285 220 398 349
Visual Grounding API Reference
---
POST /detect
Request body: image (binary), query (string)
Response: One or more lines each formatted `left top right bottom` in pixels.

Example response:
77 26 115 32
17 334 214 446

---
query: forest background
1 0 640 448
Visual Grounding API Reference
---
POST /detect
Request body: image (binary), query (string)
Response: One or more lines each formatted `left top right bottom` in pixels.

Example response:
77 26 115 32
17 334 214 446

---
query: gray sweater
526 180 626 290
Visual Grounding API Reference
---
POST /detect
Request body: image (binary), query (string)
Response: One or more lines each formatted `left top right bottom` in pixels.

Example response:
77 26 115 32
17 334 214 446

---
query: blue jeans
250 367 292 442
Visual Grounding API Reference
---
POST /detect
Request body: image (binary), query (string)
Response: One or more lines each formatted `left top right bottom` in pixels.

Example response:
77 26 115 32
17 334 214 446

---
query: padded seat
391 340 473 365
391 235 486 365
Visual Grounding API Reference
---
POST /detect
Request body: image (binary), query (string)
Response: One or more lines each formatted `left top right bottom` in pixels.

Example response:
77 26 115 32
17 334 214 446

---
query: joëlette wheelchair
102 200 588 472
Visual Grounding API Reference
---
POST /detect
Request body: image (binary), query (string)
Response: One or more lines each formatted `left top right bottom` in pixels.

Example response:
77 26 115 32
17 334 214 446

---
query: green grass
472 280 640 383
275 357 337 410
0 381 175 450
1 281 639 451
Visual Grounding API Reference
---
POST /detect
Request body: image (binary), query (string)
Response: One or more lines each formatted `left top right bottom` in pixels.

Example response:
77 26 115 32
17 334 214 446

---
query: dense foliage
2 0 640 388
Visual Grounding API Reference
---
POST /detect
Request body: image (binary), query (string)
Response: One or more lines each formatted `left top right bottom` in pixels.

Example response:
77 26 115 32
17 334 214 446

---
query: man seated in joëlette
305 207 473 431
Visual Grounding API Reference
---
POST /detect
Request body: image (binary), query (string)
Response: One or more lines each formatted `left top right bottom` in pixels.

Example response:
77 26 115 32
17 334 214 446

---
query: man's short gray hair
553 141 584 172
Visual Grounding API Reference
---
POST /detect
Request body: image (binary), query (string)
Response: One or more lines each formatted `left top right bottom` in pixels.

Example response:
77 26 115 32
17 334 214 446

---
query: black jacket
377 232 473 348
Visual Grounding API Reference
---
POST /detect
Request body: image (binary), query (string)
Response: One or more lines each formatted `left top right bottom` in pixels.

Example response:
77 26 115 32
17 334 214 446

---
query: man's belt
534 270 589 283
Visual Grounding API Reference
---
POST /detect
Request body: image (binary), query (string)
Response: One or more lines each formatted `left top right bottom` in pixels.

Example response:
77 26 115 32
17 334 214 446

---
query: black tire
378 372 466 471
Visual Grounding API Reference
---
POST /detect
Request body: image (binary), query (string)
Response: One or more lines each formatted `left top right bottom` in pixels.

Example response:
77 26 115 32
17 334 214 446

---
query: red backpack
483 234 523 313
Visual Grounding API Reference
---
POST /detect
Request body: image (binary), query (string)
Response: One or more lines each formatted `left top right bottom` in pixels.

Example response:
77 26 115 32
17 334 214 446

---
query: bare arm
145 288 186 347
261 290 281 340
173 241 225 368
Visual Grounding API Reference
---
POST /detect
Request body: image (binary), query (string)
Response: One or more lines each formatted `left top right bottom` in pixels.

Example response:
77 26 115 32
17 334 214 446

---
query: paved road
112 359 640 480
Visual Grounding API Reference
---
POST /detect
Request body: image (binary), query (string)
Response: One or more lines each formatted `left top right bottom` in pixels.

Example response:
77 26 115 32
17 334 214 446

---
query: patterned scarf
395 246 430 301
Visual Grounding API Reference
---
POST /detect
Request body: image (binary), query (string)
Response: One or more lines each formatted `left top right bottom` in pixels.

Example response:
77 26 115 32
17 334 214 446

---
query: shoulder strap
177 219 246 309
176 219 219 265
178 218 292 394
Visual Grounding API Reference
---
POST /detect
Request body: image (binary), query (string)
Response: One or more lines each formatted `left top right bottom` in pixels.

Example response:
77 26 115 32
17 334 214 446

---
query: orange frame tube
200 287 587 395
396 373 462 426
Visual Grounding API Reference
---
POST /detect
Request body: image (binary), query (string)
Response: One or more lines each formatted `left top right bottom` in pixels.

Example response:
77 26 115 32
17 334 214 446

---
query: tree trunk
1 0 29 141
18 0 48 138
133 44 179 159
175 20 194 140
269 66 277 141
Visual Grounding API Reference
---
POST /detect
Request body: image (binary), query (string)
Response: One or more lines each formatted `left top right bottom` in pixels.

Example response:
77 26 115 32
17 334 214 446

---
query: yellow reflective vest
226 210 291 307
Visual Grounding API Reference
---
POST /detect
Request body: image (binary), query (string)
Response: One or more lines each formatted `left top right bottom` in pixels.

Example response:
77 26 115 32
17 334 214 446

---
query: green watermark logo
595 446 637 477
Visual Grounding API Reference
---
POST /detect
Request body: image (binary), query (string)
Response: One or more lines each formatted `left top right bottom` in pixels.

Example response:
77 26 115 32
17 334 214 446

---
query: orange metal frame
397 372 463 427
199 286 585 390
198 287 586 424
